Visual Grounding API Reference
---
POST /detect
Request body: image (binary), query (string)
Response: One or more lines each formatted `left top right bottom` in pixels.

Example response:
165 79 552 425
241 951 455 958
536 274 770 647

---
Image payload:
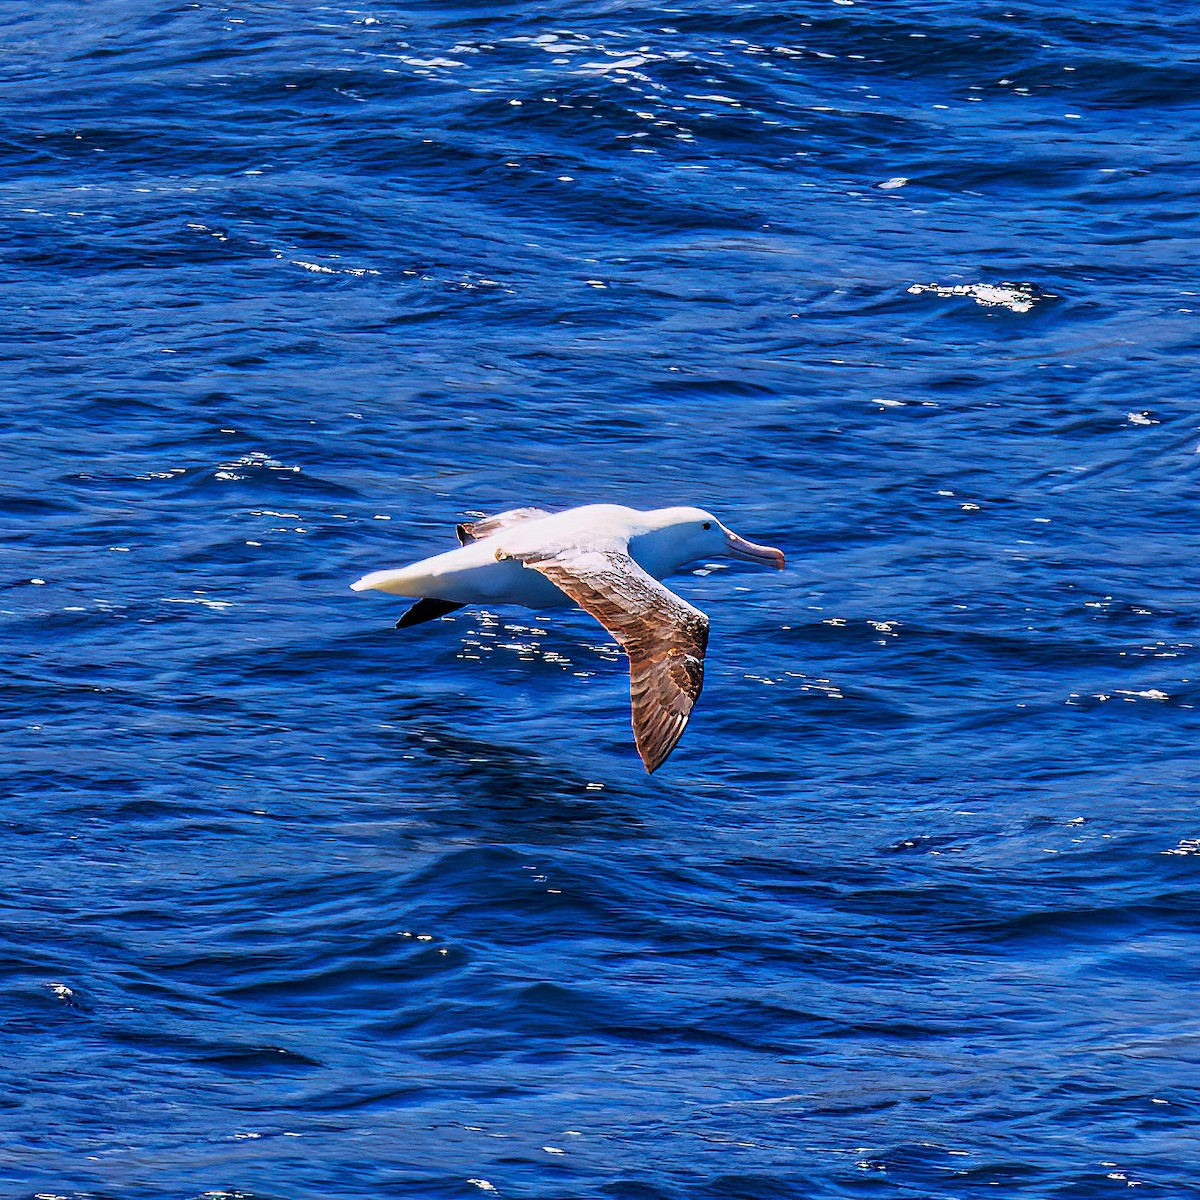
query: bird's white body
351 504 722 607
351 502 785 772
354 539 564 606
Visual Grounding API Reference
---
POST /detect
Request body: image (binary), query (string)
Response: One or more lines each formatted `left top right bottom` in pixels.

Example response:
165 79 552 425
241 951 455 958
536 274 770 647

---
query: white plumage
352 504 784 771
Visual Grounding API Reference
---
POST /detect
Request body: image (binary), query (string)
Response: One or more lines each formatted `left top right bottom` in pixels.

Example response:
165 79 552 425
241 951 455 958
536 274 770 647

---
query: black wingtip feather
395 598 466 629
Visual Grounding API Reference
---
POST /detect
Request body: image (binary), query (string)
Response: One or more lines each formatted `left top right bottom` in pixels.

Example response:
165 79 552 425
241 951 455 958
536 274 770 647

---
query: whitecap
907 281 1053 313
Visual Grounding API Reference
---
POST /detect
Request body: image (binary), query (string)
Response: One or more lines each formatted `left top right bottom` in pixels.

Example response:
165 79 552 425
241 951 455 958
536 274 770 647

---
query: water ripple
4 0 1200 1197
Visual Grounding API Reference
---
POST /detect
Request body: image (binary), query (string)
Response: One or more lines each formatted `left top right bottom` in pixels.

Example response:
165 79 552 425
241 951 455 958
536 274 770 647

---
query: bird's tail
351 566 427 595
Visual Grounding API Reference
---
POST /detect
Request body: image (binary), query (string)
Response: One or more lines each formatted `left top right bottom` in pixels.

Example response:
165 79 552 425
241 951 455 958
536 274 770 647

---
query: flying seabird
351 504 785 772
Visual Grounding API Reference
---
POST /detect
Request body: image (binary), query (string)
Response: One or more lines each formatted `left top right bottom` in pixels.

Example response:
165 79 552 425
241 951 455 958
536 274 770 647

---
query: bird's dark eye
702 521 712 530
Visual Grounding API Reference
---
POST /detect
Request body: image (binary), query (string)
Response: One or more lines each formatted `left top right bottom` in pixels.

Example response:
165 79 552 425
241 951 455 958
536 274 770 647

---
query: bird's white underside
350 502 782 772
351 504 676 608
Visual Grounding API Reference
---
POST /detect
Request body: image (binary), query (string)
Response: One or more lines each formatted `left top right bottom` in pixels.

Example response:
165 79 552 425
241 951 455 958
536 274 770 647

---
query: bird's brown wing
515 545 709 773
456 507 553 546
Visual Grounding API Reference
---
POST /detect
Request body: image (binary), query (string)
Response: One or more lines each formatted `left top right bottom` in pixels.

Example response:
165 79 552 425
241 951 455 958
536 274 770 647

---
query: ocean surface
4 1 1200 1196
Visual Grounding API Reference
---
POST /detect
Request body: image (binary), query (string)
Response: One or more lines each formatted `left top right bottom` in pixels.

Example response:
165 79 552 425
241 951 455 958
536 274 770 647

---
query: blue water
4 1 1200 1196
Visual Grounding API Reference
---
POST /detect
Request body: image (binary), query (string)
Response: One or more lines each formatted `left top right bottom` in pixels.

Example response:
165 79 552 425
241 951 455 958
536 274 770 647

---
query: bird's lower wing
395 597 465 629
515 545 709 773
456 507 553 546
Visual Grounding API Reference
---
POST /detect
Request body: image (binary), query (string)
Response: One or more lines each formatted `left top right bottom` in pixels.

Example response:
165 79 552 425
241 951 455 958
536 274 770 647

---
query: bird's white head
636 506 786 574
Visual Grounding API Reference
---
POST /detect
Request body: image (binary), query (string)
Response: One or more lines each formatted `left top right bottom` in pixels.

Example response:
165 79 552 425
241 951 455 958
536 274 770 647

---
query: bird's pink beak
724 529 785 569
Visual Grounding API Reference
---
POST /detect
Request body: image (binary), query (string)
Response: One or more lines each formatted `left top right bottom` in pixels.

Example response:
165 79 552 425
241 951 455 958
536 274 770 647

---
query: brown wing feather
518 547 709 773
457 507 552 545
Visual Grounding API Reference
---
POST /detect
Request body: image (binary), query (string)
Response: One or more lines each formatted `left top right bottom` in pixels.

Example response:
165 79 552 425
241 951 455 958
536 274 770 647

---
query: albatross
351 504 785 773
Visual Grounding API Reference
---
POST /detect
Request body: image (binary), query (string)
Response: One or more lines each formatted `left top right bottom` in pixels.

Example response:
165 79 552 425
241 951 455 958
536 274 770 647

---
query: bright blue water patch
3 1 1199 1196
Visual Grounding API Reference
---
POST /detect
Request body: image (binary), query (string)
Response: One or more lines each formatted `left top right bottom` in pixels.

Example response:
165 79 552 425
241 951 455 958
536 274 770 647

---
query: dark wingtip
635 731 676 774
639 747 669 774
395 598 466 629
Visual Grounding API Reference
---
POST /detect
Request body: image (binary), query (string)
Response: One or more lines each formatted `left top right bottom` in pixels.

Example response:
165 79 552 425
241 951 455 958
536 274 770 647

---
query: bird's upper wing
456 507 553 546
512 543 709 773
